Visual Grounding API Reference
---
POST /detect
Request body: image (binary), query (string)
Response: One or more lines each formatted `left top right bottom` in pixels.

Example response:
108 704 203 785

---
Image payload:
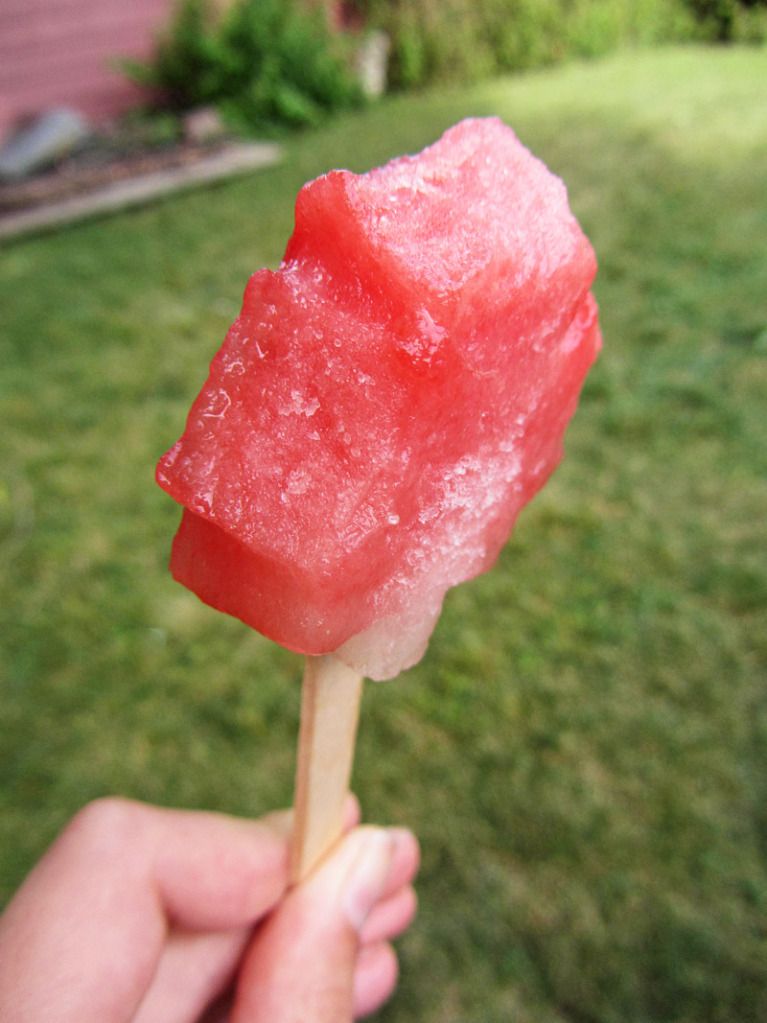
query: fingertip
230 823 409 1023
359 885 418 946
152 810 291 930
343 793 362 831
384 828 420 896
352 942 399 1019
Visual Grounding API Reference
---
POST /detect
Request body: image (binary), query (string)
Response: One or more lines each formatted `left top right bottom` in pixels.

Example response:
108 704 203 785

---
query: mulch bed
0 139 229 215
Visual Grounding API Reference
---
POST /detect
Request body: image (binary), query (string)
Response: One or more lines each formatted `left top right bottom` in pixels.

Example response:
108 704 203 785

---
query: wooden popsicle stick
290 653 364 883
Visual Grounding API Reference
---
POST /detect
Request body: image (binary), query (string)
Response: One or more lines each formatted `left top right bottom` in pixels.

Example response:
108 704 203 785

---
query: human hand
0 797 419 1022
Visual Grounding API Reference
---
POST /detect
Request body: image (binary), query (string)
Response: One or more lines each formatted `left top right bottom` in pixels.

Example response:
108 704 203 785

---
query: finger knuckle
65 797 144 855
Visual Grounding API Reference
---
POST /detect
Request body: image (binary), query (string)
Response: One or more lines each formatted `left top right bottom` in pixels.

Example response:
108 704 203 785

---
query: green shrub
679 0 767 39
123 0 223 107
731 4 767 41
125 0 364 132
484 0 564 72
685 0 737 39
565 0 697 57
362 0 497 90
351 0 762 91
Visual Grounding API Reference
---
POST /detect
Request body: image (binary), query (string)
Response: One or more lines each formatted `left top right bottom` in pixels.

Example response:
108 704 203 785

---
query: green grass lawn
2 45 766 1022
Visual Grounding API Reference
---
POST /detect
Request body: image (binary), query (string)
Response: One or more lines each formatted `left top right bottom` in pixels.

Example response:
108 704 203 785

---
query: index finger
0 798 292 1023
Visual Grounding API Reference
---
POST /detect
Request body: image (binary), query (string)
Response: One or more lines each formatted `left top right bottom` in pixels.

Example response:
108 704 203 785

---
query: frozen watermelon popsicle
157 117 601 879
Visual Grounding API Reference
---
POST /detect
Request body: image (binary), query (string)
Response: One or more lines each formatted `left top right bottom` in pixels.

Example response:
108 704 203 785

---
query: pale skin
0 796 420 1022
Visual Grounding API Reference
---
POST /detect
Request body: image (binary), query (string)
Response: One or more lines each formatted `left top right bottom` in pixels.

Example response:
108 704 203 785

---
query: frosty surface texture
157 118 601 679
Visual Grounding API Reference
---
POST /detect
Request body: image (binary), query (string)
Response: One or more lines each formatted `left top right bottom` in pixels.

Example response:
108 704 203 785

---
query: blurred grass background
1 45 766 1022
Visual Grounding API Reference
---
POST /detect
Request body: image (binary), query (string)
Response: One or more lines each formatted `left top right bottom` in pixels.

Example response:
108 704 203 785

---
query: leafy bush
683 0 767 40
564 0 698 57
732 3 767 41
125 0 364 132
351 0 763 90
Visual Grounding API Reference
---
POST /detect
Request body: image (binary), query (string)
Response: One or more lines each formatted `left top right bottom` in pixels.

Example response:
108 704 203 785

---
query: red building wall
0 0 172 140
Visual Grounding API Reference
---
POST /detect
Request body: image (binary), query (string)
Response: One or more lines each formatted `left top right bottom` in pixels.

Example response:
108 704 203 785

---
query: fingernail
341 828 395 933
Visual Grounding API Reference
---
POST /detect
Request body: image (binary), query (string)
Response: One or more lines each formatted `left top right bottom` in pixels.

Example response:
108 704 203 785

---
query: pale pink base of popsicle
290 654 364 883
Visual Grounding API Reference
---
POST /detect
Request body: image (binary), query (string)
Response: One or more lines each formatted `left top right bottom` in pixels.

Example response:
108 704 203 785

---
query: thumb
230 827 396 1023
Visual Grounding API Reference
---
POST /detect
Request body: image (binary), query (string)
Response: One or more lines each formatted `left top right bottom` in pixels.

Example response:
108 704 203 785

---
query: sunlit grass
2 45 766 1023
